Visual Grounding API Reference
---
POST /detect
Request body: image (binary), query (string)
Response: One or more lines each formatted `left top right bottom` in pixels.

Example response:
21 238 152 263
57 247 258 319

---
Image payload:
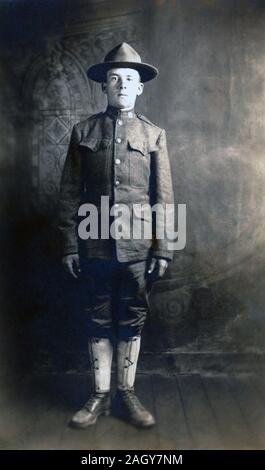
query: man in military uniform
58 43 175 429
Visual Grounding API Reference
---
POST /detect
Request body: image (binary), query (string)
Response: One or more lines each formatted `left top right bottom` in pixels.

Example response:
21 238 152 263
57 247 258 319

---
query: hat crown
104 42 142 64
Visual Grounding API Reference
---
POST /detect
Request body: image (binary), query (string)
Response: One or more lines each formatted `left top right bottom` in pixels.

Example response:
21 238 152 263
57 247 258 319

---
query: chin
115 99 132 108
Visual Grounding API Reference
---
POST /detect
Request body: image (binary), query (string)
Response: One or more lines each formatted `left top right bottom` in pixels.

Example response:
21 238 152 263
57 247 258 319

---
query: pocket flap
128 138 158 155
79 137 111 152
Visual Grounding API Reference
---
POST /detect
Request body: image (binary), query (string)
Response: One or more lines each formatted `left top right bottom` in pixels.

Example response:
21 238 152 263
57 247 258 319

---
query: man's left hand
148 257 168 278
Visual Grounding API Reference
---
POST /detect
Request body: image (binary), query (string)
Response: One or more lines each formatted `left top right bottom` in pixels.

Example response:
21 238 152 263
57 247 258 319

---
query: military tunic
58 105 175 263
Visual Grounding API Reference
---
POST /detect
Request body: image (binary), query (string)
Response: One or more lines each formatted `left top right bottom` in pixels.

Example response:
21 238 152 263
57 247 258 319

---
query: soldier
58 42 175 429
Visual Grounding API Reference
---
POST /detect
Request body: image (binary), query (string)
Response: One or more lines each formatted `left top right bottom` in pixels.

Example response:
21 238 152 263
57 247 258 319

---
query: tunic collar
105 105 136 120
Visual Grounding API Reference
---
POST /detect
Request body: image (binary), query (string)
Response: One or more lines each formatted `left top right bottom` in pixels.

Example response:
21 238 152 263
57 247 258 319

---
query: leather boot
70 337 113 428
114 336 155 428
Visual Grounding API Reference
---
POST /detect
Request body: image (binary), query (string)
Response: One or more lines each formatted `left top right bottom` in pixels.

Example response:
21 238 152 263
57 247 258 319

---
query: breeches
79 257 153 341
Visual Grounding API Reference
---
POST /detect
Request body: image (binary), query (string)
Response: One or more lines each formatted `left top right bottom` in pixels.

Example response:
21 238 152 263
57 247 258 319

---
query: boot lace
84 393 108 411
120 390 146 412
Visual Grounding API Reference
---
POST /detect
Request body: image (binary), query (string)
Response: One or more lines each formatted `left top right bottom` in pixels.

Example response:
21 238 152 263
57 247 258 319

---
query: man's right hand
62 254 81 279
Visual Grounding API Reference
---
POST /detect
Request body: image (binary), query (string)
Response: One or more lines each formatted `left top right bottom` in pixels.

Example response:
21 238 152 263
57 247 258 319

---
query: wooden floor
0 373 265 450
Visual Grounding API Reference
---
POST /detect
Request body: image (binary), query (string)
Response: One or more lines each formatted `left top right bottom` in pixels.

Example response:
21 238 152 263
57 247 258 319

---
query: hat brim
87 61 158 83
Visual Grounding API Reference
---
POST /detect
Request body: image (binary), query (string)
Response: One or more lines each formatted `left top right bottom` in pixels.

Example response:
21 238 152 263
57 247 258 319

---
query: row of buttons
115 124 121 185
114 118 124 190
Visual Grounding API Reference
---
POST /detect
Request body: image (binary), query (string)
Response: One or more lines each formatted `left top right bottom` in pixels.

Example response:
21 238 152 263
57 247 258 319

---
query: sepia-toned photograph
0 0 265 458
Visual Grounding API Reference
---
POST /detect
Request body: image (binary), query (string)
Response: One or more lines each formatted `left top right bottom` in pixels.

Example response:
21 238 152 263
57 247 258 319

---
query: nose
118 77 127 89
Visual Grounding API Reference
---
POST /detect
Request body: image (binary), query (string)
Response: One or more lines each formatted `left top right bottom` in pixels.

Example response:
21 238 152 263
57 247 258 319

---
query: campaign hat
87 42 158 83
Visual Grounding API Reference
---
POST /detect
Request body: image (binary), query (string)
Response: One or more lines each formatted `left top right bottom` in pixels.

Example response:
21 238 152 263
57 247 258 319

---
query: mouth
118 93 128 97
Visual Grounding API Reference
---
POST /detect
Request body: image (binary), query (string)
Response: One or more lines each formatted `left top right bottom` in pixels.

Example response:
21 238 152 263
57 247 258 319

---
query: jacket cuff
62 251 78 257
151 250 174 262
61 242 79 257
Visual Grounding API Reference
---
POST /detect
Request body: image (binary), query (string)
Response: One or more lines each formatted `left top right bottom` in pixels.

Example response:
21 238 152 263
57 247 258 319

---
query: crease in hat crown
87 42 159 83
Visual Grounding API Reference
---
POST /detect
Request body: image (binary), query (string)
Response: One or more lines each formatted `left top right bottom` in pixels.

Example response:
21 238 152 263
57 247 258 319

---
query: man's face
102 68 144 110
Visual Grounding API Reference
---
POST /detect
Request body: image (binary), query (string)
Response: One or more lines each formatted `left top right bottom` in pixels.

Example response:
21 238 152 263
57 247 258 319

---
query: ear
137 82 144 97
101 82 107 94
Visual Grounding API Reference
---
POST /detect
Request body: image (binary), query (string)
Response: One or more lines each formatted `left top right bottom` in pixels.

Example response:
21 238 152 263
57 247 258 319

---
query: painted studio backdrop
0 0 265 375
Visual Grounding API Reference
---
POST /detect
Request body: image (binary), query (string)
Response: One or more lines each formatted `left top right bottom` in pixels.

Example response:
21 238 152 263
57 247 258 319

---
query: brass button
117 119 123 126
115 180 120 186
116 137 121 144
115 158 121 164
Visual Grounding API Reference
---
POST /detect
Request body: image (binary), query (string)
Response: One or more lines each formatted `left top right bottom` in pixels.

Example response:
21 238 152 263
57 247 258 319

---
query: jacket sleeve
57 125 83 256
151 128 175 262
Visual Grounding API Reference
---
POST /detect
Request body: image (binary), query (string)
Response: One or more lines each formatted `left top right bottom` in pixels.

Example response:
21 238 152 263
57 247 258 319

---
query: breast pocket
79 137 112 185
127 138 153 188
